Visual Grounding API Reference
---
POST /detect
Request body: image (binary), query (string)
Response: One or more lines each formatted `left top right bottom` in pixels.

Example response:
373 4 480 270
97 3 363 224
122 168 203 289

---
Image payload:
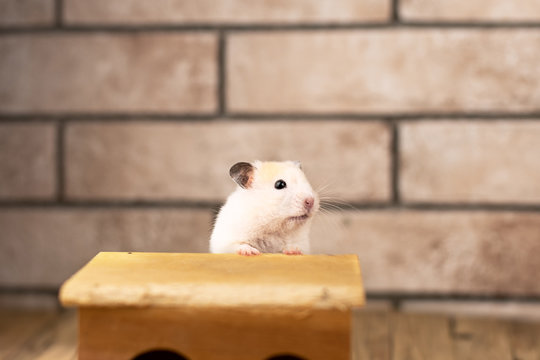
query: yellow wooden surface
59 252 365 310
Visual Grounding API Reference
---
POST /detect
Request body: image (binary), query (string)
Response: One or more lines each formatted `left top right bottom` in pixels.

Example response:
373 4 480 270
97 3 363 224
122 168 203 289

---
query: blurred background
1 0 540 317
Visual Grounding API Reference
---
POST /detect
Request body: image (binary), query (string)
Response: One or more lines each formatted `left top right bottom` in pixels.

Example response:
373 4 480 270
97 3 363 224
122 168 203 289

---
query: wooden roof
60 252 365 310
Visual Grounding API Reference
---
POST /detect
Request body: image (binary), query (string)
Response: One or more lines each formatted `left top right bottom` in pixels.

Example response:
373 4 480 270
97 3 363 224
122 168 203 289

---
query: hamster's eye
274 179 287 190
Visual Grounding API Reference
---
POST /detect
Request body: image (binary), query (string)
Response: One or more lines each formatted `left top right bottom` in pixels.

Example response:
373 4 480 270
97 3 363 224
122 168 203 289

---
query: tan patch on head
257 162 290 184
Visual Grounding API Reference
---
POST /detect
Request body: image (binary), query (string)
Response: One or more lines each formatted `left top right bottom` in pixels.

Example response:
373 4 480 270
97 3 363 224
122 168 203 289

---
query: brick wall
1 0 540 309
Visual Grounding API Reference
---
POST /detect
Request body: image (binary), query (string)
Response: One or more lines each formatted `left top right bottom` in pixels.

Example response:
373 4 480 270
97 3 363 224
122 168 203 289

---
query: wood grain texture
0 310 58 359
391 313 454 360
59 252 365 310
452 318 513 360
3 309 540 359
79 307 351 360
9 311 77 360
506 321 540 360
352 310 391 360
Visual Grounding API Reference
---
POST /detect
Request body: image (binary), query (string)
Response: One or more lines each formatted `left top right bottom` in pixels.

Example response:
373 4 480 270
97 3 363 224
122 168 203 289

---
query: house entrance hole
132 349 189 360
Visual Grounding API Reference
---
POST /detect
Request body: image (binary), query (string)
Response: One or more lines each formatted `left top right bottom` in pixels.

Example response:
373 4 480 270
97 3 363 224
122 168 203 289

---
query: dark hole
266 355 306 360
132 349 189 360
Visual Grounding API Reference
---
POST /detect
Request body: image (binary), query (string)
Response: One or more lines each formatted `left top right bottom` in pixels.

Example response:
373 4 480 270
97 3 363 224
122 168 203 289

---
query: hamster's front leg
236 243 261 256
282 234 309 255
282 246 303 255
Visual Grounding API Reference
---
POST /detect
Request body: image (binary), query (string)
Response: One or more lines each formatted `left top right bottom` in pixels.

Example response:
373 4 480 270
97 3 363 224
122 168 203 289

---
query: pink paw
236 244 261 256
283 248 303 255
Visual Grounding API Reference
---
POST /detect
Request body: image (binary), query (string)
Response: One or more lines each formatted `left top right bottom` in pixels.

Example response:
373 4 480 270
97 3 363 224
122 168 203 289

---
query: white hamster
210 160 319 256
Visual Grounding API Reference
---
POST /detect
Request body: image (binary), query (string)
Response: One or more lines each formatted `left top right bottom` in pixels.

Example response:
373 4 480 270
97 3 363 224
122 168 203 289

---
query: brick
0 209 213 287
311 210 540 295
228 30 540 113
0 33 216 114
0 0 54 27
402 301 540 321
0 124 56 199
401 121 540 204
65 121 390 202
401 0 540 22
64 0 390 25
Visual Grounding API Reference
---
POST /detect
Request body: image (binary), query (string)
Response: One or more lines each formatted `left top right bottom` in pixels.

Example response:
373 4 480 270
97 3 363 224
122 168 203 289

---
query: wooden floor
1 308 539 359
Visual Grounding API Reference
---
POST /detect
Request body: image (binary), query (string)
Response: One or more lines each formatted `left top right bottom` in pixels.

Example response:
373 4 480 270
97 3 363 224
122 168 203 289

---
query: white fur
210 161 319 255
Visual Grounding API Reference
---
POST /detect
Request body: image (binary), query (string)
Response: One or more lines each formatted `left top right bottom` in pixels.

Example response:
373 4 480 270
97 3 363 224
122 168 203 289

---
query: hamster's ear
229 162 255 189
293 161 302 169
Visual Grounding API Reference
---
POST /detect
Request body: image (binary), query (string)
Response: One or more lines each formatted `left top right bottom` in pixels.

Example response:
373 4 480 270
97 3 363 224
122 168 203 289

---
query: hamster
210 161 319 256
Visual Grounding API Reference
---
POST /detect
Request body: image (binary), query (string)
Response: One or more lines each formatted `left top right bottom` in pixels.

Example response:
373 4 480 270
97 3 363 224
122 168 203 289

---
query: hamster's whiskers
319 197 357 212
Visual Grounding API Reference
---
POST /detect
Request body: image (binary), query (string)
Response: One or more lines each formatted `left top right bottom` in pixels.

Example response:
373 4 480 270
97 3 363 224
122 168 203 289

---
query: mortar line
217 30 227 116
54 0 63 28
392 0 400 23
3 22 540 34
3 201 540 212
390 121 401 205
1 112 540 122
0 286 59 295
55 120 65 202
367 293 540 303
2 286 540 303
0 200 224 209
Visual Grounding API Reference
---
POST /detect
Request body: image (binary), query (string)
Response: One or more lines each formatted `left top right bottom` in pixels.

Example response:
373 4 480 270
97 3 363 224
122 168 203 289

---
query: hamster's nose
304 197 315 211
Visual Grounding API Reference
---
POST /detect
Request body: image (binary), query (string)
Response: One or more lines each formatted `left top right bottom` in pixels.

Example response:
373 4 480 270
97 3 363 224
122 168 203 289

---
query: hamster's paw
236 244 261 256
283 247 303 255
